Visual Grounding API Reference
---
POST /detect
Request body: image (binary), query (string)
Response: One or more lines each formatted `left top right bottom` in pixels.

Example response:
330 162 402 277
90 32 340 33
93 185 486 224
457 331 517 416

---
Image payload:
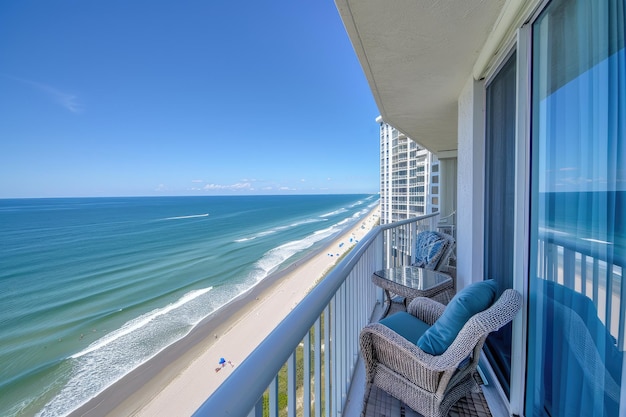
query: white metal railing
382 214 440 268
192 213 439 417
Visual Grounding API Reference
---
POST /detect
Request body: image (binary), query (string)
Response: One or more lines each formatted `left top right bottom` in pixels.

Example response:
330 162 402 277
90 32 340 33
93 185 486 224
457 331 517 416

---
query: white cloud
3 74 83 113
203 182 253 191
232 182 252 189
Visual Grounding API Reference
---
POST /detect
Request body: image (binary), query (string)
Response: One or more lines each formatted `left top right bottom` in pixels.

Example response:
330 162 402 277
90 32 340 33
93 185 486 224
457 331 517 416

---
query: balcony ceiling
335 0 506 154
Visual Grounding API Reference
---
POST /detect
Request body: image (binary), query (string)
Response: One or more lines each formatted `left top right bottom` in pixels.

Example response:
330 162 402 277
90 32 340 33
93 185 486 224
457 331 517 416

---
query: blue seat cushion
379 312 431 345
413 231 449 269
417 280 498 355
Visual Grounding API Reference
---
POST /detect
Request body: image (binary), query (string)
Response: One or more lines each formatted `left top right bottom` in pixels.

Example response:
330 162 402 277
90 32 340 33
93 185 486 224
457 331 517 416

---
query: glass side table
371 266 454 317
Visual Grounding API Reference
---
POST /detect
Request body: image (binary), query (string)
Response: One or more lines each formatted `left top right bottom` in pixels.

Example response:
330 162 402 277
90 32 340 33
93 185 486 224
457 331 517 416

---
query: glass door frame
510 23 532 417
480 11 537 417
480 28 531 415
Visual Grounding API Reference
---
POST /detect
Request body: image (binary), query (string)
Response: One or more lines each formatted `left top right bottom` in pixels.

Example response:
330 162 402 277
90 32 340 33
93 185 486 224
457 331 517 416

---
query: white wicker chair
359 289 522 417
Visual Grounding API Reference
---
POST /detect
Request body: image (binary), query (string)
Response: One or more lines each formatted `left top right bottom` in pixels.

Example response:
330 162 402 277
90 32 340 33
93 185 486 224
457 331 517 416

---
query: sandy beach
70 205 380 417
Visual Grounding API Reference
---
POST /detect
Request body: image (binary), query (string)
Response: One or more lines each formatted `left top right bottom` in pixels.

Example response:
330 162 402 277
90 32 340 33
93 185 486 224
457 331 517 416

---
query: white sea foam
234 230 277 243
320 208 348 217
246 216 355 285
71 287 212 359
234 218 322 243
313 226 336 236
289 218 322 227
162 213 209 220
367 200 379 209
355 208 370 218
39 287 214 417
336 218 352 226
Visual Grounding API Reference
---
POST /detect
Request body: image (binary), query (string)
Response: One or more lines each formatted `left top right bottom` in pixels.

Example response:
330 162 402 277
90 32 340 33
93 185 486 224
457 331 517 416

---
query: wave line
163 214 209 220
70 287 212 359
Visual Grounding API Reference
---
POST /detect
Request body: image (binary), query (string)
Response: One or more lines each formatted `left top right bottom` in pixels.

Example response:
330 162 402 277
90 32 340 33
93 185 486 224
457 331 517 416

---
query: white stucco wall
456 76 485 291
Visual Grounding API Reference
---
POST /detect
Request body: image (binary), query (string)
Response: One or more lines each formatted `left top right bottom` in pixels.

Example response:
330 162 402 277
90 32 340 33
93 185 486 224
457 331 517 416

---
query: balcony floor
362 375 492 417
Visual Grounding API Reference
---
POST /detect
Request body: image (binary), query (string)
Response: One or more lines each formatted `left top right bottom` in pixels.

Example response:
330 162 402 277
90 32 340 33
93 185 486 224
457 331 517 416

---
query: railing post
248 398 263 417
331 287 340 417
314 317 322 417
304 331 311 417
269 378 278 417
324 304 331 417
287 352 296 417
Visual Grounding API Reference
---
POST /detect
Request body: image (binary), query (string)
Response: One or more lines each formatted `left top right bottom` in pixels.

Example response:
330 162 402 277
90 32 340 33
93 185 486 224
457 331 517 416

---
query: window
527 0 625 415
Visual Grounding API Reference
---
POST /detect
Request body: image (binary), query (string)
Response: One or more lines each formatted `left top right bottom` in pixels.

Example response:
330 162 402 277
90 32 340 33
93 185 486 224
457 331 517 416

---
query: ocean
0 194 378 417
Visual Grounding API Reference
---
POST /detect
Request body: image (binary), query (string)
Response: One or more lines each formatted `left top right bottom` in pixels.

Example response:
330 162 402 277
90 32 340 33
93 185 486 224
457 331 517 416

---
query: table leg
381 289 392 318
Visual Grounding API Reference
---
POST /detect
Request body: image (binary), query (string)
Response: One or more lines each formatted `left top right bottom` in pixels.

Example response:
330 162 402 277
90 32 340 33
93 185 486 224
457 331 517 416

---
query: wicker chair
359 288 522 417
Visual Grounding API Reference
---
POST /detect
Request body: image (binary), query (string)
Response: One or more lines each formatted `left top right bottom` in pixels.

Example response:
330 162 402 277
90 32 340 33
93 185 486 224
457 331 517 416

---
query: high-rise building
377 116 439 225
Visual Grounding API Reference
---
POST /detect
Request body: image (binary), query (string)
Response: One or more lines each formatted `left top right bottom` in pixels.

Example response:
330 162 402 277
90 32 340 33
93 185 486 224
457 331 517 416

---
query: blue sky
0 1 380 198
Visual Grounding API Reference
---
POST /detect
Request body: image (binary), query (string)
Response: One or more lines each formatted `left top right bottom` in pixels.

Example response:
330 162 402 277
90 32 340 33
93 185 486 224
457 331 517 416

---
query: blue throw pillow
413 231 449 269
417 280 498 355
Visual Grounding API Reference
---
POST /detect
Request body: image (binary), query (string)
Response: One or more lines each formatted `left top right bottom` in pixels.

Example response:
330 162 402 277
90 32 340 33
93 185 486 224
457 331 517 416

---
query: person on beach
215 357 234 372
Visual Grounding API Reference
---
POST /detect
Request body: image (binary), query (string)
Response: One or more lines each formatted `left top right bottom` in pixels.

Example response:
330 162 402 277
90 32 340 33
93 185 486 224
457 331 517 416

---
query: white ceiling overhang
335 0 507 154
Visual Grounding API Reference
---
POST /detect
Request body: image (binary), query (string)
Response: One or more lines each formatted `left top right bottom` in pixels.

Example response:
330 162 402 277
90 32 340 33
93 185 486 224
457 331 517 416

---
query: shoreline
69 205 380 417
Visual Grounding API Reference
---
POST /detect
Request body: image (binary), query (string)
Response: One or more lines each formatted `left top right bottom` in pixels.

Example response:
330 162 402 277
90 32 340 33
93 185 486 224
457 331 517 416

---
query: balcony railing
190 212 622 417
192 213 440 417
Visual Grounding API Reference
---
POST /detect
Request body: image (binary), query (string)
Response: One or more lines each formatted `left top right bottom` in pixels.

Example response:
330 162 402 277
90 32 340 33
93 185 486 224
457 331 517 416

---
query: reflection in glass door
527 0 625 415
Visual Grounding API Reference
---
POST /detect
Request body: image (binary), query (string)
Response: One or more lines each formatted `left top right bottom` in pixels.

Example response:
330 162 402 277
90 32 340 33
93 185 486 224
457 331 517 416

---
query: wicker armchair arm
407 296 446 325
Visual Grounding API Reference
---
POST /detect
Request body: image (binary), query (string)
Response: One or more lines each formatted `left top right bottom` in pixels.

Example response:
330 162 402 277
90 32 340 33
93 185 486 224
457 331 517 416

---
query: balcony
192 213 625 417
191 213 491 417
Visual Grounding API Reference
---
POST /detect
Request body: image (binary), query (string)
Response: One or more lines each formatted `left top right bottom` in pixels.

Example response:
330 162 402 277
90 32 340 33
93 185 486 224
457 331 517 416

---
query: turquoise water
0 194 378 416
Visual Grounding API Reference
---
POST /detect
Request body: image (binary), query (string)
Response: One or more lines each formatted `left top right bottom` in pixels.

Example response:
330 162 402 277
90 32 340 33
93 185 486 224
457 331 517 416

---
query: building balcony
192 208 624 417
191 213 497 417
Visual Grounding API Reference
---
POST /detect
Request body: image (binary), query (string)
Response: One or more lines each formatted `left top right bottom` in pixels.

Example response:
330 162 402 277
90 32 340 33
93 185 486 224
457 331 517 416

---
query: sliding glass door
527 0 625 415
